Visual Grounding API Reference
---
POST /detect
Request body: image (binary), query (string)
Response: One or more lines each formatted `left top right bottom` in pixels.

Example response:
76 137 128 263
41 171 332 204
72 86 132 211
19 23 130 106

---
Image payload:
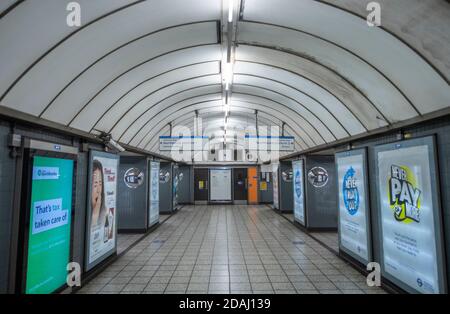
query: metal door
194 168 208 202
233 168 247 203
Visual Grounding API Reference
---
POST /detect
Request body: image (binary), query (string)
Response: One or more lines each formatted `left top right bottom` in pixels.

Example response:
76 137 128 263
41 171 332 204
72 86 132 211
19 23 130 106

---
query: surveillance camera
108 138 125 152
99 132 125 152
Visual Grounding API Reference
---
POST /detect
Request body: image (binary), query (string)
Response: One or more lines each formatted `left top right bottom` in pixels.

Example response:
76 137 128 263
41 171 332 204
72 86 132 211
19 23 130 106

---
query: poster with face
375 137 446 294
292 160 305 225
336 149 370 264
86 151 119 271
149 161 160 227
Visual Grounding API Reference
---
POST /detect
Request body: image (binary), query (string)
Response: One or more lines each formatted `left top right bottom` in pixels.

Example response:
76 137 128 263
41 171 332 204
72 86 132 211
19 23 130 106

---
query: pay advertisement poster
375 137 445 294
292 160 305 225
26 156 74 294
336 150 370 264
149 161 160 227
86 151 119 271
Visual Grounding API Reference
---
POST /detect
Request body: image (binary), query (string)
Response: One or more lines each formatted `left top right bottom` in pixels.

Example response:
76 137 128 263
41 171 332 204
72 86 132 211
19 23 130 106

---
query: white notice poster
210 169 232 201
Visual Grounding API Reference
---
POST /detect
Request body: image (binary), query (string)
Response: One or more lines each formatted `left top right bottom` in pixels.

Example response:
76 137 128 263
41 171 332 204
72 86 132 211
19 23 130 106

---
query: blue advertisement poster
149 161 160 227
336 149 370 264
292 160 305 225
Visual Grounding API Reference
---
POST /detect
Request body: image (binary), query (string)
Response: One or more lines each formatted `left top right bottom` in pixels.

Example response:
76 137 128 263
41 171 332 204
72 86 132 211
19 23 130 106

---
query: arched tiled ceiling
0 0 448 159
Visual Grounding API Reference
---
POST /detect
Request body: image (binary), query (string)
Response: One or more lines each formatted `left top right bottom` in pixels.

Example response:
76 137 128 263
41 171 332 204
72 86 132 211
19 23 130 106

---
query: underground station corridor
0 0 450 307
78 205 384 295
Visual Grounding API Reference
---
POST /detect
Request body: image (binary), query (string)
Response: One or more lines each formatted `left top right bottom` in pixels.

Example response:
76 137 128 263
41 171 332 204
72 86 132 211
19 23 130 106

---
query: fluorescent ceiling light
224 62 233 85
224 105 230 116
228 0 234 23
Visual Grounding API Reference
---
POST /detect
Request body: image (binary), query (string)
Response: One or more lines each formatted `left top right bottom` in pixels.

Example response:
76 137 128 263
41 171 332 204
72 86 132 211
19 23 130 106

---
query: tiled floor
78 205 385 294
309 232 339 253
281 212 339 253
117 214 172 255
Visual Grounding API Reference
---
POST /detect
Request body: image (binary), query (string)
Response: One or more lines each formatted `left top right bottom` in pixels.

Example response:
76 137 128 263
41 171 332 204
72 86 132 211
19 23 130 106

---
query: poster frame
374 135 447 294
148 160 160 228
84 150 120 272
208 167 233 203
18 148 77 294
292 159 306 226
335 147 372 266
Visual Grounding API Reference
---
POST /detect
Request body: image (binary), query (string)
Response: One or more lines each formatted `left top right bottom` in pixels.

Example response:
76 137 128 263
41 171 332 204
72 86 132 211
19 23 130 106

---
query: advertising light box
26 156 74 294
85 151 119 271
375 136 446 294
272 164 279 210
292 160 305 225
149 161 160 227
336 149 371 265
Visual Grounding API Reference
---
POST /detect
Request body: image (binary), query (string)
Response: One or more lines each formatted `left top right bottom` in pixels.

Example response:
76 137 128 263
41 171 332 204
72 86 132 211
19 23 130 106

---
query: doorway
194 168 208 204
247 167 258 204
233 168 247 204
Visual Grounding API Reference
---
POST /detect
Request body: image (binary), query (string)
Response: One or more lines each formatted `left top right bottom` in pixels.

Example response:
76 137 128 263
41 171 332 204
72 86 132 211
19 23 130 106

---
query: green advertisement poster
26 156 74 294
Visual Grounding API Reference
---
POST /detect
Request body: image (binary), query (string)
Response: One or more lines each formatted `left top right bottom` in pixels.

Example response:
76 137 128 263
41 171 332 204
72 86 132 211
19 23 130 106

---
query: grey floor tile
150 276 171 284
275 290 297 294
122 284 146 292
231 290 253 294
249 275 270 283
271 282 295 290
252 290 274 294
210 276 230 283
190 276 210 283
312 281 337 290
188 283 209 291
145 283 168 292
78 205 384 296
170 276 191 284
209 282 229 290
230 275 250 283
230 282 252 290
100 284 126 293
251 283 272 290
268 275 290 283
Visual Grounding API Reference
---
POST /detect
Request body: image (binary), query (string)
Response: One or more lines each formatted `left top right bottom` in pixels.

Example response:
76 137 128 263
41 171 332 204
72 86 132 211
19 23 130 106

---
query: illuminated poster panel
336 149 371 264
272 165 279 209
149 161 160 227
86 151 119 271
375 136 446 294
292 160 305 225
26 156 74 294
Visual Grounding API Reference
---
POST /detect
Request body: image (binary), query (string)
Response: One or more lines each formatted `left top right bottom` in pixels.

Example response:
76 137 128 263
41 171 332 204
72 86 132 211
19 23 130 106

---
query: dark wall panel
304 155 338 229
0 122 15 293
117 157 148 231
